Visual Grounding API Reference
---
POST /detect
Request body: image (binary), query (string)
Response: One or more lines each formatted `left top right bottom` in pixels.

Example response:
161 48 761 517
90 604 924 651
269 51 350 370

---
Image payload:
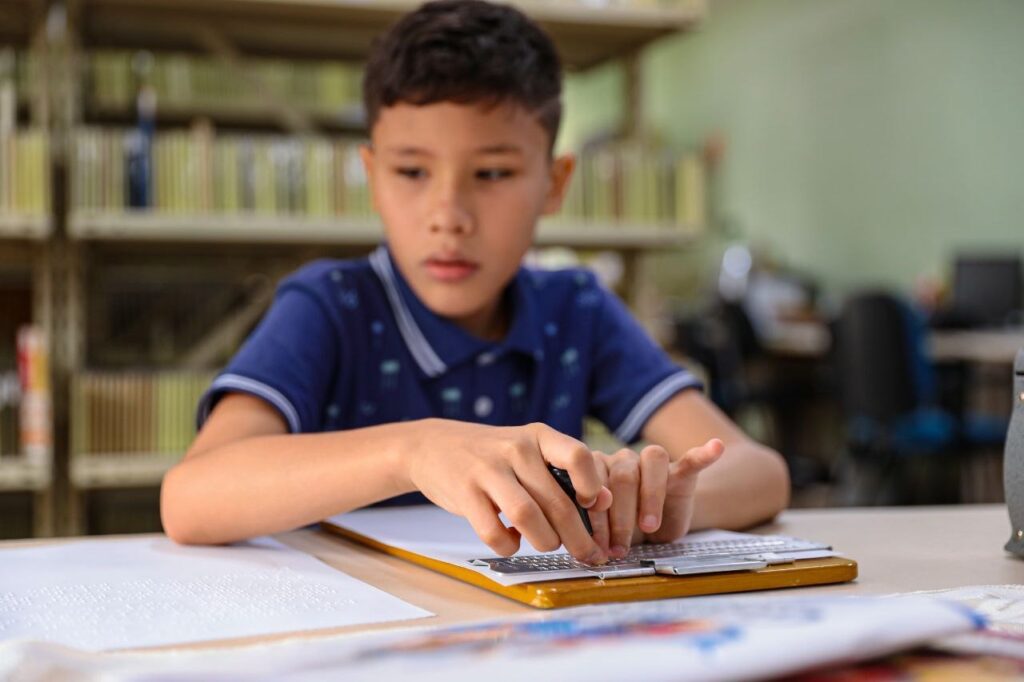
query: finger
607 449 640 558
588 456 611 553
639 444 670 534
589 508 611 554
533 424 604 508
512 445 607 565
484 474 561 553
671 438 726 478
462 490 521 557
590 451 614 513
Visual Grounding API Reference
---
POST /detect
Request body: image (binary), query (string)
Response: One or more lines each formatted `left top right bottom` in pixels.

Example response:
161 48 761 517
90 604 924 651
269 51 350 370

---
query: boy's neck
449 292 511 342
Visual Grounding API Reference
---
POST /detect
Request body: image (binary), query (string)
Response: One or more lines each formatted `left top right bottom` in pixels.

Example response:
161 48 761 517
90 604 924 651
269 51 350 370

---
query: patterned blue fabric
197 245 701 502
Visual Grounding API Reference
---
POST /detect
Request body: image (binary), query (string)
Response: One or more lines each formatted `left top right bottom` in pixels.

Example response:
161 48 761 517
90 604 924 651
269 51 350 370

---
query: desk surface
4 504 1022 651
267 504 1024 645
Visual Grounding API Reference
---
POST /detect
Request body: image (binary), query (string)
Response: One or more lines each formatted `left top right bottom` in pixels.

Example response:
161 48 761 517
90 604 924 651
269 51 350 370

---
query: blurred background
0 0 1021 538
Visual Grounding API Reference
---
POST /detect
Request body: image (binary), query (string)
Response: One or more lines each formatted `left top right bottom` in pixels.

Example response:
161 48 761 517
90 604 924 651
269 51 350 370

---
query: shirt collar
369 245 544 378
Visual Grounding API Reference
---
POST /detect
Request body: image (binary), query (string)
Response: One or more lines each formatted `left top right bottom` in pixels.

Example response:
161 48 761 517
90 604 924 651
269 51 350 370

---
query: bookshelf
0 8 56 537
17 0 708 535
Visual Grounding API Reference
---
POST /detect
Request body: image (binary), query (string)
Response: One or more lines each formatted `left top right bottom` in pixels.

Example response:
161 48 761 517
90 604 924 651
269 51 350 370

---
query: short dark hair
363 0 563 150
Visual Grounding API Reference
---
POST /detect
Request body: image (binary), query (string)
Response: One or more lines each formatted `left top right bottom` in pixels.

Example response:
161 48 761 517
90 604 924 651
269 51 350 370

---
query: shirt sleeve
587 282 703 444
196 284 341 433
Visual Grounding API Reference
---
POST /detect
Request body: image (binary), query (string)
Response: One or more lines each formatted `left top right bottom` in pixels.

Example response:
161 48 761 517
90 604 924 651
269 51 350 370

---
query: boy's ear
358 143 378 211
541 153 576 216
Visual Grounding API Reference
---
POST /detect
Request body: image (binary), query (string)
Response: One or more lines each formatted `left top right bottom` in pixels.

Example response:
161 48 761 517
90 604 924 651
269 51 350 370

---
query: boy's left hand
588 438 725 558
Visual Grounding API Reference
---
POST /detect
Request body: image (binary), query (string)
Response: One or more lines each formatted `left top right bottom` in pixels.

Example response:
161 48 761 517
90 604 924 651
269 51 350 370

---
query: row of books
70 126 706 226
555 139 706 226
0 372 20 457
71 126 372 217
0 131 50 219
71 371 214 458
87 50 363 121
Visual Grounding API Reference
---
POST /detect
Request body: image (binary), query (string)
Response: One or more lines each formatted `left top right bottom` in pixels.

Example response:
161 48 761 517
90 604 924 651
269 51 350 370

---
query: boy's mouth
424 256 479 283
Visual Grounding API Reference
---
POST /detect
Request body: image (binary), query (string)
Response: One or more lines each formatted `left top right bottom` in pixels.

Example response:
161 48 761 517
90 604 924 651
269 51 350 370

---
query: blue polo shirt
197 245 701 503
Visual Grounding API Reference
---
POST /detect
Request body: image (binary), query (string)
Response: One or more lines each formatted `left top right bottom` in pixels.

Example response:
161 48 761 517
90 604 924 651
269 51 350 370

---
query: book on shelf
16 326 50 466
0 371 20 457
71 370 214 460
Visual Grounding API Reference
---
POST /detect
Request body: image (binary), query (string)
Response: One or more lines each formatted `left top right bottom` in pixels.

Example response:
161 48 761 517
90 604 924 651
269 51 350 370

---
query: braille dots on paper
330 269 344 283
544 322 558 337
359 401 376 417
325 403 341 424
380 359 400 389
476 351 496 367
441 387 462 418
551 392 571 411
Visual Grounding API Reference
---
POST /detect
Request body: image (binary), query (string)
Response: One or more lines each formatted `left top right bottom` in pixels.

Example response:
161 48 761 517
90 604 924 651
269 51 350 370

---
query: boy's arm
160 393 612 564
641 390 791 532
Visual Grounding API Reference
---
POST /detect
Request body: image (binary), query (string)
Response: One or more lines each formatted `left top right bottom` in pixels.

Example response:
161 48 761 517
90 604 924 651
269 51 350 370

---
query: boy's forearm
689 442 790 531
161 421 422 545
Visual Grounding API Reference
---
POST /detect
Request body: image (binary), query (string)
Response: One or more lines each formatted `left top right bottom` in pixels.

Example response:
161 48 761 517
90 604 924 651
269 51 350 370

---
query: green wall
566 0 1024 299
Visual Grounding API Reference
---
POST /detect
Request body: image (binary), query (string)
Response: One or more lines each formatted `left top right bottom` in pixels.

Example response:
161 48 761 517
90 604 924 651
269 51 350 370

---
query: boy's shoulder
281 256 375 292
523 265 606 311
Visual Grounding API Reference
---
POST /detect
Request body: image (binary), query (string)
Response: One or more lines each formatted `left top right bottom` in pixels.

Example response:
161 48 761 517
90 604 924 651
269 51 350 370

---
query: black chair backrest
834 292 917 422
952 255 1023 327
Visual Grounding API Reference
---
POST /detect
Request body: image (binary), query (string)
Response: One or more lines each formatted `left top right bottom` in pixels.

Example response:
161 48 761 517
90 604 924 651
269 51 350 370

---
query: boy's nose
427 194 476 236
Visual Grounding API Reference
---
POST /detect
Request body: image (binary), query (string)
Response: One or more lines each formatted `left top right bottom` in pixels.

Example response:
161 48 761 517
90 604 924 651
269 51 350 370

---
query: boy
161 0 789 566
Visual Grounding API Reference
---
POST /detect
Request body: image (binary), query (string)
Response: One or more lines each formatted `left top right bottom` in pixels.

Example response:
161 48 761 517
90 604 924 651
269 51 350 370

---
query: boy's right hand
399 420 612 565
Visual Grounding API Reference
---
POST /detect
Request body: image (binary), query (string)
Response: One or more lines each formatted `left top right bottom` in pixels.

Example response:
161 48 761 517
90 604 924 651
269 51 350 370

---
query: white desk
2 504 1020 651
929 328 1024 365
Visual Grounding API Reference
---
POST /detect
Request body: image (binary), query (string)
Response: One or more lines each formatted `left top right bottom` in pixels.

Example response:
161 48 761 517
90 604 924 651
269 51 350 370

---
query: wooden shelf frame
0 214 53 240
70 452 177 489
78 0 704 70
0 457 51 492
68 211 698 250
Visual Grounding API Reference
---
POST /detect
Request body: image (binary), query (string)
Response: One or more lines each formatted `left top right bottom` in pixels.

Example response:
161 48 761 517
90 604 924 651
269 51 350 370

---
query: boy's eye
476 168 515 181
395 167 426 180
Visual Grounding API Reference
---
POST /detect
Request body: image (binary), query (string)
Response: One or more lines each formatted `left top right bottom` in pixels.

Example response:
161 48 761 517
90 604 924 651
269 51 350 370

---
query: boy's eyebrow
382 144 524 156
475 144 524 155
384 146 434 157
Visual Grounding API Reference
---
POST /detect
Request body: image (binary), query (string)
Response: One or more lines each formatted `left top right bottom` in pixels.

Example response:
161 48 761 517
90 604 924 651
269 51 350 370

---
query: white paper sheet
0 536 432 651
0 594 981 682
325 505 837 586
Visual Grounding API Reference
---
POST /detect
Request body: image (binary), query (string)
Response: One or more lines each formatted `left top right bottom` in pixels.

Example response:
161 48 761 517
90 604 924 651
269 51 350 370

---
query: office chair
833 292 961 505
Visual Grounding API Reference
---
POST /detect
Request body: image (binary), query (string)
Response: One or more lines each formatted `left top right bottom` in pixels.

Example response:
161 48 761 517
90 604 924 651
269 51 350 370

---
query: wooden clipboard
321 520 858 610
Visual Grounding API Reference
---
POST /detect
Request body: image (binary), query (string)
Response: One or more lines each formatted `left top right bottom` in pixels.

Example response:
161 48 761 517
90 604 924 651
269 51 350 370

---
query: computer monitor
951 256 1023 328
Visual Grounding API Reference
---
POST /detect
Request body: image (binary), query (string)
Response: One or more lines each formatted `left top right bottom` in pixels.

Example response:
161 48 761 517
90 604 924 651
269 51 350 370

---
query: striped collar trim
368 246 448 378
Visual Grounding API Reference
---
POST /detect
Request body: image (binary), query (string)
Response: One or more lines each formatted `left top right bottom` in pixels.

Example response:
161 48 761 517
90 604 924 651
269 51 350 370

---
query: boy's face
361 101 574 339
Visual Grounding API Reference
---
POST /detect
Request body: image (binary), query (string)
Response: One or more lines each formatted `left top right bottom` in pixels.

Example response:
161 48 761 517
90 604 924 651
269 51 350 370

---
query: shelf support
190 23 315 135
